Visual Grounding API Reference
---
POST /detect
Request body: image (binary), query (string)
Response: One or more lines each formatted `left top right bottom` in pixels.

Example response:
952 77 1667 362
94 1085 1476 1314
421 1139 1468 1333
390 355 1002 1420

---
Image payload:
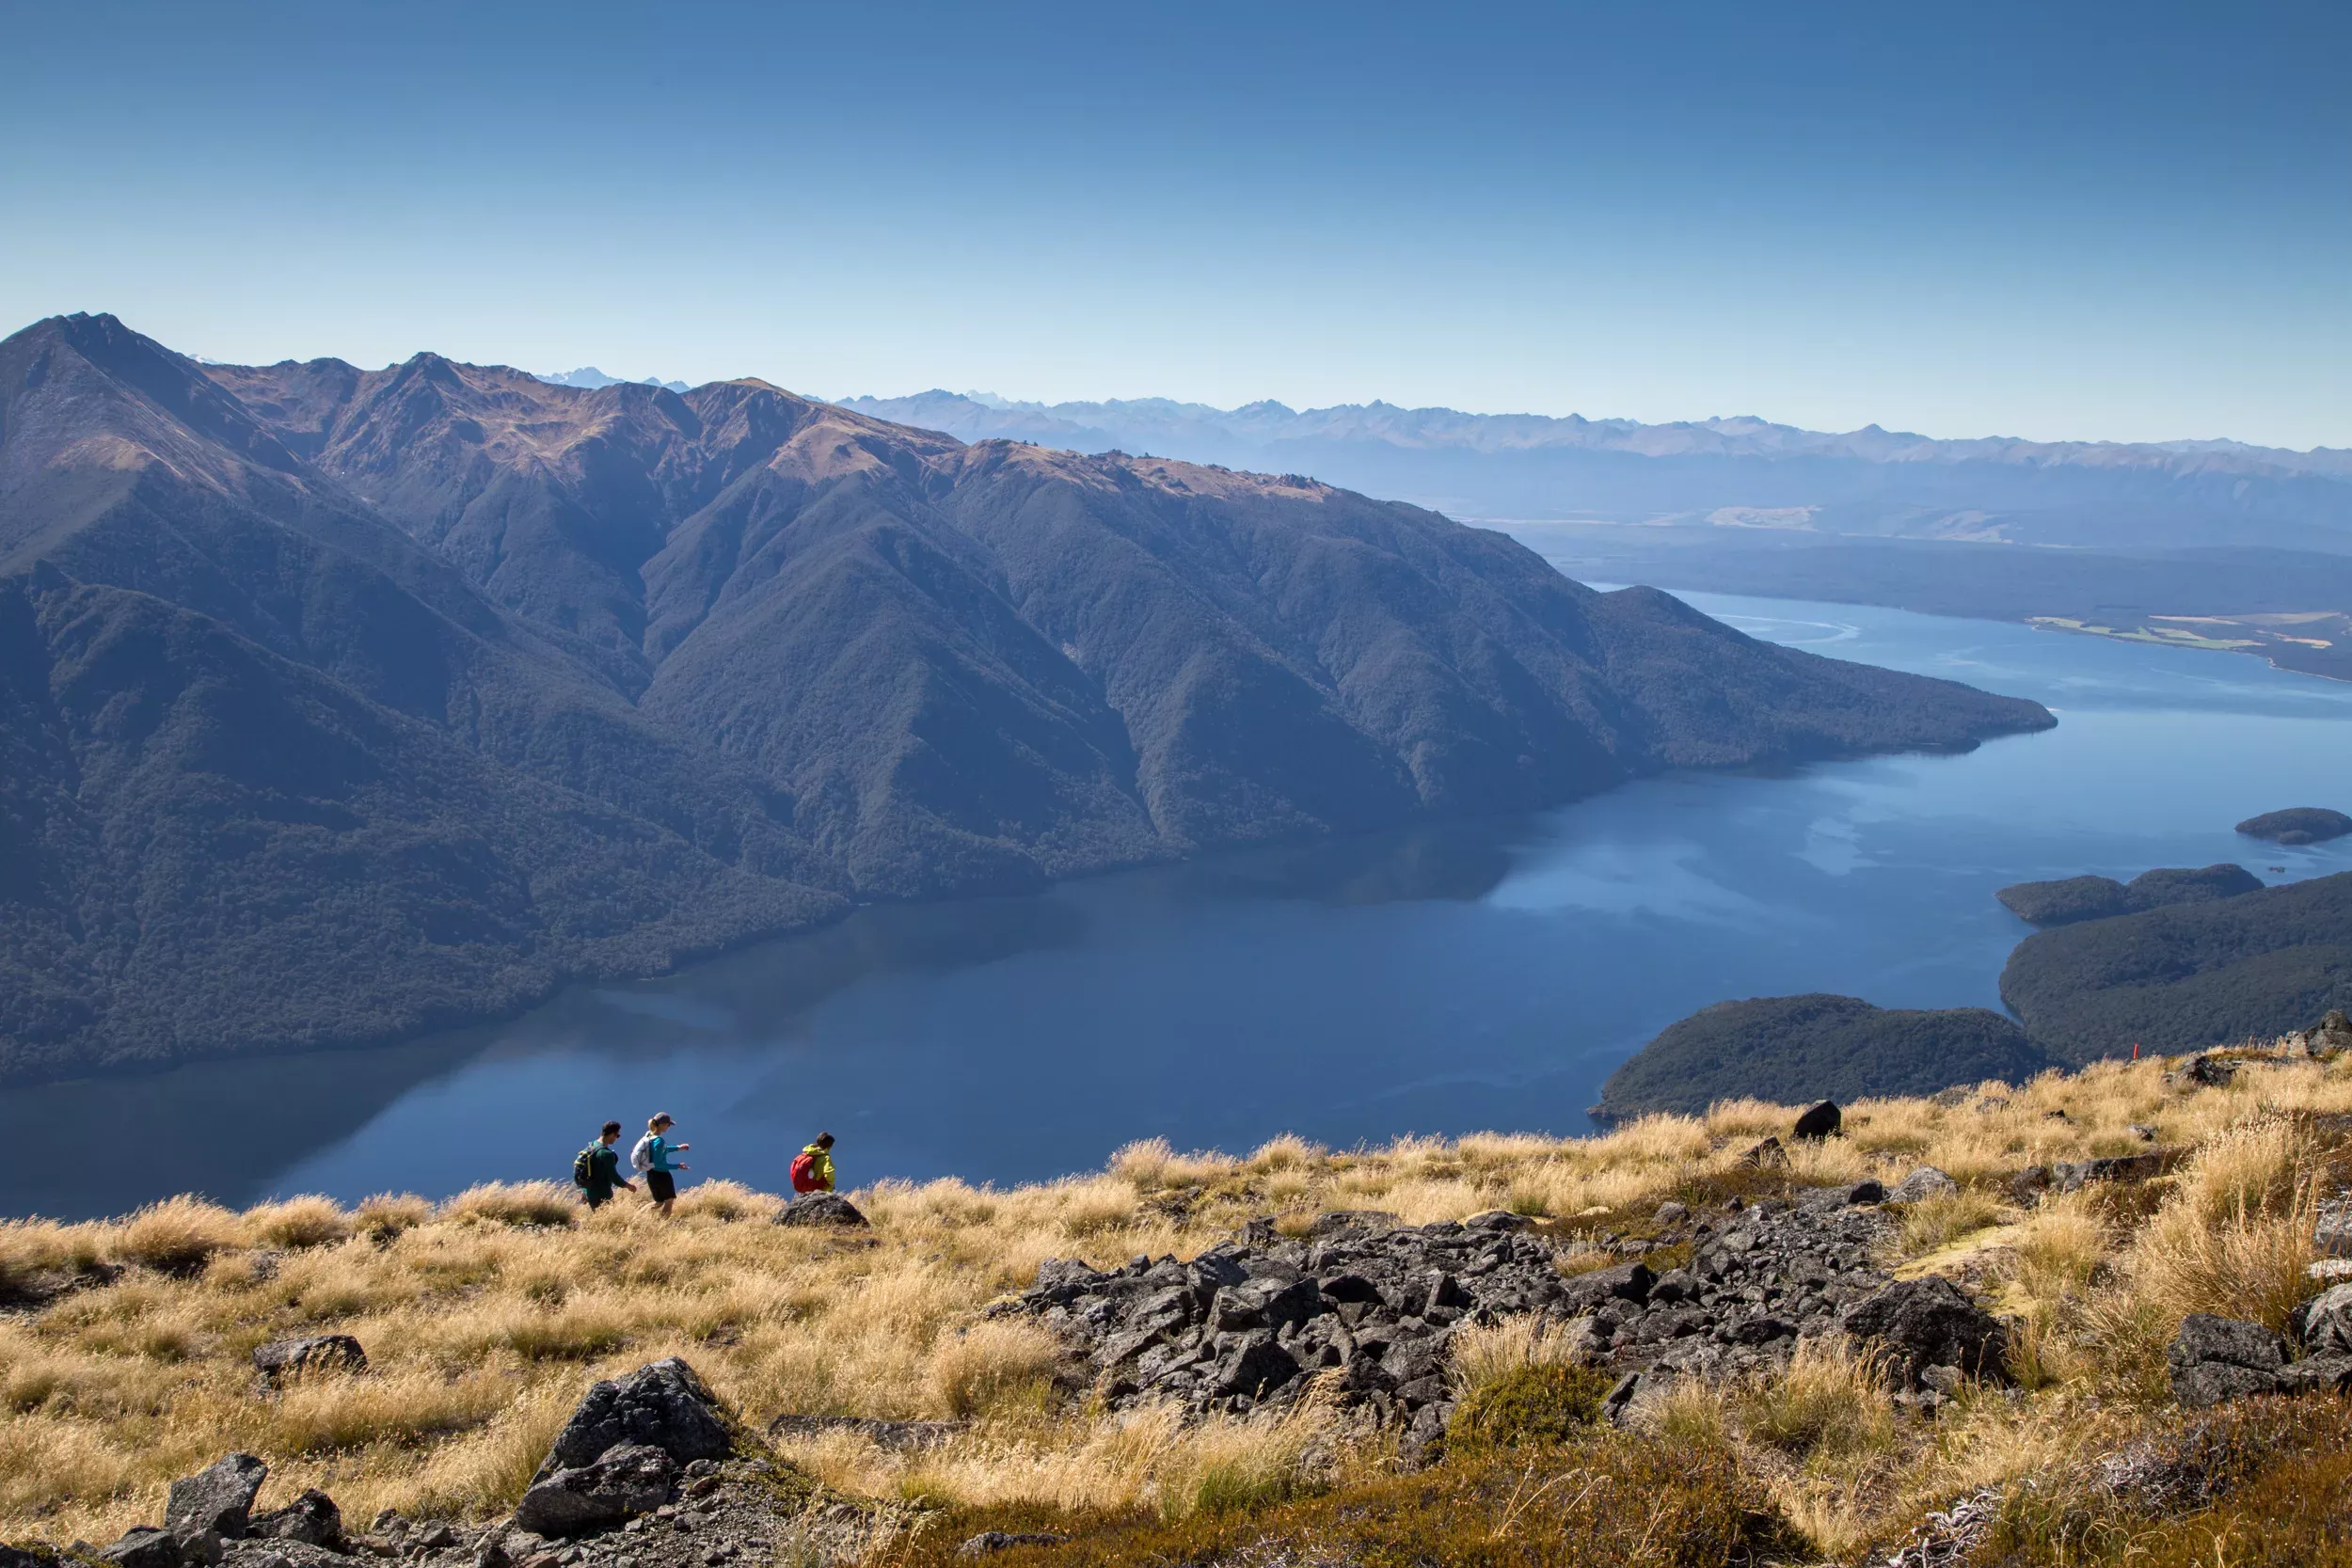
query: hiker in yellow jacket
790 1132 836 1194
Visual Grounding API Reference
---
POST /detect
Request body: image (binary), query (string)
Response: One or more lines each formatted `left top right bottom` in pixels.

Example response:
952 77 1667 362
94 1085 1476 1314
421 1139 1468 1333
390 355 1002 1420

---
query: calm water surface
11 592 2352 1218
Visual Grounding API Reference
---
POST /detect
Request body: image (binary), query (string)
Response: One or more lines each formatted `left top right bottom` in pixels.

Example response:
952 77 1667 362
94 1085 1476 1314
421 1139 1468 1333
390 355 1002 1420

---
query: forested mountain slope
0 313 2053 1081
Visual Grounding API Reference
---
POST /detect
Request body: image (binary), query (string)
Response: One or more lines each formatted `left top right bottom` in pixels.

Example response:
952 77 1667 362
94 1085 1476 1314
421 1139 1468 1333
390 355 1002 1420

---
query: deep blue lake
11 591 2352 1220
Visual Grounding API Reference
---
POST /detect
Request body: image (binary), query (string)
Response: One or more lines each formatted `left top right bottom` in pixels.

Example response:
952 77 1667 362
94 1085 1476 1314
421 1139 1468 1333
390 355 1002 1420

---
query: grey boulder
1843 1276 2009 1386
1559 1261 1654 1313
2172 1360 2282 1410
2276 1354 2352 1396
100 1530 180 1568
512 1444 675 1537
167 1455 269 1539
2168 1313 2286 1408
1214 1335 1300 1397
1887 1166 1959 1204
2169 1312 2283 1372
2298 1283 2352 1354
775 1194 869 1229
253 1337 366 1386
532 1358 733 1483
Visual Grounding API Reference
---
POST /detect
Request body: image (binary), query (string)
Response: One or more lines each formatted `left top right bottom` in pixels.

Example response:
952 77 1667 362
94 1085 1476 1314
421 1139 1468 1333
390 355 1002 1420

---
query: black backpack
572 1145 597 1188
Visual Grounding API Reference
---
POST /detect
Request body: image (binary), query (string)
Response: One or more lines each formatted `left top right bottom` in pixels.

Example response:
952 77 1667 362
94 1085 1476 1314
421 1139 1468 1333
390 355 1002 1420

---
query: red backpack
789 1150 821 1194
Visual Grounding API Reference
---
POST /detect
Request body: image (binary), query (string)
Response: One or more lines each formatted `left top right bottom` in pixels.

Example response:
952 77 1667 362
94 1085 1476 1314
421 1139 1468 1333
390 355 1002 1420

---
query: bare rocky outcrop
491 1357 903 1568
1001 1211 1562 1456
1005 1190 1968 1456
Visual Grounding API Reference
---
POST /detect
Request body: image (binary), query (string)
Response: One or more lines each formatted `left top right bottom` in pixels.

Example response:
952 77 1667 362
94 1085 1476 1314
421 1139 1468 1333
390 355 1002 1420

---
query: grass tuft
248 1195 354 1250
111 1197 242 1273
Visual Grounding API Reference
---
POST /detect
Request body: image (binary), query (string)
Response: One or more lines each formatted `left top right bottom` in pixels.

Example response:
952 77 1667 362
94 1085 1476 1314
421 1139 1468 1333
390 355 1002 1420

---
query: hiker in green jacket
575 1121 637 1210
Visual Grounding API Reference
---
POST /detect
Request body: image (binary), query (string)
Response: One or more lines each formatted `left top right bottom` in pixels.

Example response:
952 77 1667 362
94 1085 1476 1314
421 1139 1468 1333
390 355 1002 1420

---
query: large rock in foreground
532 1358 734 1482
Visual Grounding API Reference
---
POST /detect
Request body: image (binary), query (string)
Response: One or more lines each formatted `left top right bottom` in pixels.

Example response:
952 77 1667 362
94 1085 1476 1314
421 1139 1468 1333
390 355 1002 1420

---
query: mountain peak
537 366 693 393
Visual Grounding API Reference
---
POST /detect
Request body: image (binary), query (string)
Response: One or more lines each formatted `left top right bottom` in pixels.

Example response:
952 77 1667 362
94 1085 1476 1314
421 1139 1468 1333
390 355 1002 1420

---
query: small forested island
1996 863 2263 927
2237 807 2352 845
1592 992 2053 1119
2000 869 2352 1060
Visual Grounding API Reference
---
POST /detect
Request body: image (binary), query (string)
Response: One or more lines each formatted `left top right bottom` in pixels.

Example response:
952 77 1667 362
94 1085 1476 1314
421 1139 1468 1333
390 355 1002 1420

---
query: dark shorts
582 1189 611 1209
646 1170 676 1203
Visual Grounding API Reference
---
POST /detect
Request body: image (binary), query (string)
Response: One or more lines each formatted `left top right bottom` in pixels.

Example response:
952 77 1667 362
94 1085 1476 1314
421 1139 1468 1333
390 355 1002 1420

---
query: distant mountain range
835 391 2352 553
537 367 692 393
834 391 2352 680
0 314 2051 1083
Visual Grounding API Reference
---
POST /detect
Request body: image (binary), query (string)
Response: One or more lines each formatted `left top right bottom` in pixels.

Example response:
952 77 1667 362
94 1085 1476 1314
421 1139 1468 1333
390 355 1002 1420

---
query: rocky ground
994 1151 2010 1463
35 1085 2352 1568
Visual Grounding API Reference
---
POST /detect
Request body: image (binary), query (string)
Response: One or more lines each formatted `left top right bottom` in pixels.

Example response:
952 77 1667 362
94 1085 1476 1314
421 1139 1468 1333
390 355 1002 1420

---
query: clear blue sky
5 1 2345 446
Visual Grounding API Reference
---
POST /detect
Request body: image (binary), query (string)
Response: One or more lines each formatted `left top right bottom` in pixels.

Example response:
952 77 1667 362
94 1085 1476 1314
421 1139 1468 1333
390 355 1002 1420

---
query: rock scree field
12 1027 2352 1564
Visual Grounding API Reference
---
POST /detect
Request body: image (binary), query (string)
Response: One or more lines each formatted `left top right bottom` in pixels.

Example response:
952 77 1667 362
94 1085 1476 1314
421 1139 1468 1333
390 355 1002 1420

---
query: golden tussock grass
1731 1337 1899 1465
6 1038 2352 1559
1893 1186 2010 1256
1450 1313 1590 1397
